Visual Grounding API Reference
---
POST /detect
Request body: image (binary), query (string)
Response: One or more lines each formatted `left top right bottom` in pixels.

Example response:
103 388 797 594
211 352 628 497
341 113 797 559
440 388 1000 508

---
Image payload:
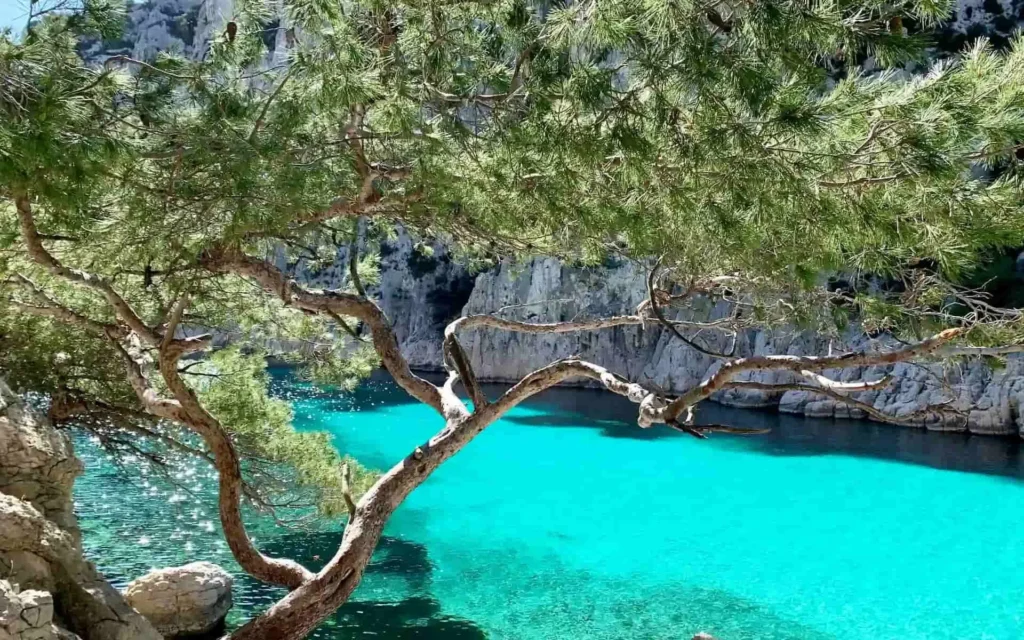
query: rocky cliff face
78 0 274 63
76 0 1024 65
390 256 1024 437
287 227 476 366
0 382 161 640
280 232 1024 438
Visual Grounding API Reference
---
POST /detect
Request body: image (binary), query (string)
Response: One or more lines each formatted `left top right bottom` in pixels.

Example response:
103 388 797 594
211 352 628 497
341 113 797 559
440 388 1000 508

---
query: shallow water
75 371 1024 639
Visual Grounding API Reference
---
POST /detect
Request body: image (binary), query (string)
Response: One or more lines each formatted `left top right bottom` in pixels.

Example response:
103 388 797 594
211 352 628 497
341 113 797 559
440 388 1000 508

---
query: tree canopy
3 0 1024 637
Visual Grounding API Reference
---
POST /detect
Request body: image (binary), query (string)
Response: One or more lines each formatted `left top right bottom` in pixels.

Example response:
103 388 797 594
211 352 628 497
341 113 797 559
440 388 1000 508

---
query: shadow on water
237 533 484 638
261 533 433 591
323 597 486 639
512 382 1024 481
502 412 669 440
270 367 1024 480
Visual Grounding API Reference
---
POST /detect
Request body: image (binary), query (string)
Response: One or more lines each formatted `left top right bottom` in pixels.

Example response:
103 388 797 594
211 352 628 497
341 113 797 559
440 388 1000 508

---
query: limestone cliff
287 227 476 367
76 0 1024 67
279 230 1024 437
390 256 1024 437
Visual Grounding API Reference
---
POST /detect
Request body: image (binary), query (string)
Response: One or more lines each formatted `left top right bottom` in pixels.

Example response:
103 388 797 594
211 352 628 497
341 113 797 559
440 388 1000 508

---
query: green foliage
294 341 381 391
195 348 378 516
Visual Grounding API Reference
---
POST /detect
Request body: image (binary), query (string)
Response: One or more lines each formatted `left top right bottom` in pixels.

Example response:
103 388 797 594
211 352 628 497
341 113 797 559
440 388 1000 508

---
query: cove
74 370 1024 639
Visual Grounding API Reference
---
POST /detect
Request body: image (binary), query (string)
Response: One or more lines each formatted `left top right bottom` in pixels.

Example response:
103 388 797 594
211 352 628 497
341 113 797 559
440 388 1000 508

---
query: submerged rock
124 562 233 638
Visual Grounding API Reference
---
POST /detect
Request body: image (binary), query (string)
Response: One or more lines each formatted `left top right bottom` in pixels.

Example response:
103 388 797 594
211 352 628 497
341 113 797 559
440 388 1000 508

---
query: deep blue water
74 371 1024 639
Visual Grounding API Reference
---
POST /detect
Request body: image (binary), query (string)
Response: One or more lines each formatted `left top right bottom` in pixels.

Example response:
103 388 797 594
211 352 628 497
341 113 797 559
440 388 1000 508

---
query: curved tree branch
443 322 487 410
797 371 892 390
347 217 367 298
12 202 312 591
155 310 315 589
660 327 965 423
16 194 161 345
8 272 118 336
646 259 737 358
200 245 459 419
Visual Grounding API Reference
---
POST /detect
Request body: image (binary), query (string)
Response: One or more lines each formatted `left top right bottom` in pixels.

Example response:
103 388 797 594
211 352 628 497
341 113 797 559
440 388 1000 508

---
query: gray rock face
938 0 1024 54
124 562 233 638
0 581 66 640
77 0 1024 66
281 234 1024 438
388 256 1024 437
0 381 161 640
287 226 476 368
78 0 285 65
78 0 202 61
0 393 82 539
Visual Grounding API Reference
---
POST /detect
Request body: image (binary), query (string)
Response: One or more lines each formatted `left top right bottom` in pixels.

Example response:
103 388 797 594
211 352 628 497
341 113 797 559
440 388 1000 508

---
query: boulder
0 579 70 640
124 562 233 638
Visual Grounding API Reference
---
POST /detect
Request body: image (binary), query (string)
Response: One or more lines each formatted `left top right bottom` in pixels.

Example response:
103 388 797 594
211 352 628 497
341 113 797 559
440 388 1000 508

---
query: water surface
75 371 1024 639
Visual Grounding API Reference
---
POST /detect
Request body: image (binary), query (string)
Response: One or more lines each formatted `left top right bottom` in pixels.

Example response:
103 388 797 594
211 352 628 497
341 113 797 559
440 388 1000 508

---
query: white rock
0 581 60 640
124 562 233 638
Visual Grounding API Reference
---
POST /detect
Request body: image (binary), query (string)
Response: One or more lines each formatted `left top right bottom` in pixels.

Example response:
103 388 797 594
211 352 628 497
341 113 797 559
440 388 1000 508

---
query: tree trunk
231 410 491 639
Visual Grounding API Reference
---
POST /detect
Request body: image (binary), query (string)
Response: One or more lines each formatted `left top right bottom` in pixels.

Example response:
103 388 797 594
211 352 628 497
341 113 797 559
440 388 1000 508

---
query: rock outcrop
287 226 475 368
414 257 1024 437
125 562 233 638
0 580 64 640
76 0 1024 67
0 381 162 640
283 237 1024 437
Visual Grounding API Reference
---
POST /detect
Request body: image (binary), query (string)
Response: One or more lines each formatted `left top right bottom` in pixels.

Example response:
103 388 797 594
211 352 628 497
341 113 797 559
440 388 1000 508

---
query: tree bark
230 410 490 639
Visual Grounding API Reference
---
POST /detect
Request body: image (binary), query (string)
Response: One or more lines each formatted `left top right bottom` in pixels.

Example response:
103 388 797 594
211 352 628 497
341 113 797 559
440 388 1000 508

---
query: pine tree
4 0 1024 637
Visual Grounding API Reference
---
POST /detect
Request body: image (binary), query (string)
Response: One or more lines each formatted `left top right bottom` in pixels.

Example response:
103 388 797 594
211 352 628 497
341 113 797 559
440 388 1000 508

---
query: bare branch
155 336 316 589
200 245 454 419
248 67 294 143
103 331 185 422
8 273 118 335
661 327 965 423
478 357 664 426
646 260 736 358
340 462 357 521
326 309 365 342
442 323 487 410
798 371 892 391
348 217 367 298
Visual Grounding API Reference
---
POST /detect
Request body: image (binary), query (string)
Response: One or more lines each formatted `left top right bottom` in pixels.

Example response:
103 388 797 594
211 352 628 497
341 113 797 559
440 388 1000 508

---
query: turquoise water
75 371 1024 639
